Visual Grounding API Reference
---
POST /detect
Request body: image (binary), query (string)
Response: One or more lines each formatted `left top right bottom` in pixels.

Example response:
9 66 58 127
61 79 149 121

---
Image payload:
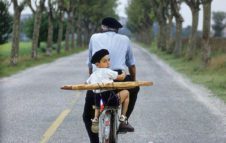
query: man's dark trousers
82 75 140 143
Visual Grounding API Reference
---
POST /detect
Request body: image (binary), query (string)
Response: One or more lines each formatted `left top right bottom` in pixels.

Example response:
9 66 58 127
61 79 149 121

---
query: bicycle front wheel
100 112 111 143
109 111 118 143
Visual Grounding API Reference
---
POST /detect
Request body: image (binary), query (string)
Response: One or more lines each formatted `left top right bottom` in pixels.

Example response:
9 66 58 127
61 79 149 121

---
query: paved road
1 43 226 143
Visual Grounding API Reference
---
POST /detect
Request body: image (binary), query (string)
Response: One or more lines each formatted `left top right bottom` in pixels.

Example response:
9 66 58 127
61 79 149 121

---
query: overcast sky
116 0 226 30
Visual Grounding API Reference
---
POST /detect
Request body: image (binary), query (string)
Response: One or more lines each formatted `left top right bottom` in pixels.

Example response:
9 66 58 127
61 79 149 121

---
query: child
86 49 130 133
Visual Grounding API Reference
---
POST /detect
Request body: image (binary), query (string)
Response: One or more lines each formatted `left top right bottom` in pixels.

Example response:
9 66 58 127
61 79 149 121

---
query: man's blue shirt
87 31 135 71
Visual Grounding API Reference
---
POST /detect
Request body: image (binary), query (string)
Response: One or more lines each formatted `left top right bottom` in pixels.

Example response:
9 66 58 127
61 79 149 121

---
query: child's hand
121 71 126 80
116 70 126 81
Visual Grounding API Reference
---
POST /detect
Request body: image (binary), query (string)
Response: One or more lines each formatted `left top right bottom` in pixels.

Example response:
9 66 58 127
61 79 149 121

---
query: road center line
40 109 71 143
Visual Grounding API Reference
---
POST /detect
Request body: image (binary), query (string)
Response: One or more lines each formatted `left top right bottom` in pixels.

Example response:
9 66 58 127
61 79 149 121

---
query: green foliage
22 13 65 44
76 0 118 32
23 16 34 38
212 11 226 37
0 0 13 44
126 0 154 33
140 39 226 102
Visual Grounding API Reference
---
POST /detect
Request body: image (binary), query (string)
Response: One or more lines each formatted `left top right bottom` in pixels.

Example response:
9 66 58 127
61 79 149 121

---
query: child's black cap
91 49 109 64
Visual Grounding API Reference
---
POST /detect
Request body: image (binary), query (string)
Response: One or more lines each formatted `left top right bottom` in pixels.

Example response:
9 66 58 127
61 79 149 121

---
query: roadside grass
140 42 226 103
0 42 86 78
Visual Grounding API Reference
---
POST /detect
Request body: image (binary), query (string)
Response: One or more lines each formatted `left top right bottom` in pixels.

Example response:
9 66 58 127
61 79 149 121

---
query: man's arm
89 67 92 75
128 65 136 81
88 36 93 75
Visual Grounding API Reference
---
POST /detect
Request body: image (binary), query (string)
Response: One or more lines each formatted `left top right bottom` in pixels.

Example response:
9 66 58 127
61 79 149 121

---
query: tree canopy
212 11 226 37
0 0 12 44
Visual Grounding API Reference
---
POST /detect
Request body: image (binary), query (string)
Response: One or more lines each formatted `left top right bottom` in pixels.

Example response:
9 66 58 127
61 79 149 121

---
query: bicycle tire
109 111 118 143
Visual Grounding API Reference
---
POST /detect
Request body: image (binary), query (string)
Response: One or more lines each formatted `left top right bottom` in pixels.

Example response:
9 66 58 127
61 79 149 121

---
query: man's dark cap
91 49 109 64
101 17 123 29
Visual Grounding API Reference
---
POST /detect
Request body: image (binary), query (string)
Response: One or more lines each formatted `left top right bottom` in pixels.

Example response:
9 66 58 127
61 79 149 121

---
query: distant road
1 43 226 143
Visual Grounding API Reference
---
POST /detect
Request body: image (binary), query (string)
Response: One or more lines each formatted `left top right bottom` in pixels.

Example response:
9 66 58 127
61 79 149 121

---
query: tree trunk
65 12 71 51
158 21 167 51
10 9 21 65
77 28 82 47
57 11 64 54
31 7 43 59
76 15 82 47
140 27 152 45
151 0 167 51
166 15 173 53
187 8 199 60
65 23 70 51
202 1 212 67
71 15 75 49
83 28 89 45
46 14 53 56
174 19 182 57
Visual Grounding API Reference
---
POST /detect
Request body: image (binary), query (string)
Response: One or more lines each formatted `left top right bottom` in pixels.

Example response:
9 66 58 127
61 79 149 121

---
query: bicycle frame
99 106 119 143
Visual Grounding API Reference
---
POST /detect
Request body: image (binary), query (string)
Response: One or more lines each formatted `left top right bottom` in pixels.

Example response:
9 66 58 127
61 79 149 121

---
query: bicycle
98 105 119 143
61 81 153 143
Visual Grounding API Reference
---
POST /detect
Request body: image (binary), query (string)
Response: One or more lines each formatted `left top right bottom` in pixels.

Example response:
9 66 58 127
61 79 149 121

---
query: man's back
88 31 135 70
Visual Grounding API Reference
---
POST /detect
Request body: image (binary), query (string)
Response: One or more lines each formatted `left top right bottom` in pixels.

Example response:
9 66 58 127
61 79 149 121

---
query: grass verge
0 42 86 78
139 42 226 103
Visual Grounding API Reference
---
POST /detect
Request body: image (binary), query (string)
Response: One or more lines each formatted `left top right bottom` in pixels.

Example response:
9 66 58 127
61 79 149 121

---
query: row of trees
126 0 224 67
1 0 117 65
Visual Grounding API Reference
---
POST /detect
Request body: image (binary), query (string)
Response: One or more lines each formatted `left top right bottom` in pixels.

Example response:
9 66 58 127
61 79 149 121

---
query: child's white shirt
86 68 118 93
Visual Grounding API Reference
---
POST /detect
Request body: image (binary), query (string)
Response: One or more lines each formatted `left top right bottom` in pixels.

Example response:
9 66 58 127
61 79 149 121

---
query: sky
116 0 226 30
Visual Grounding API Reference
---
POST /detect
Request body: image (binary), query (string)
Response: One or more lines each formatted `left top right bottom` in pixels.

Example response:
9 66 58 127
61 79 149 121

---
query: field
0 42 85 77
141 39 226 102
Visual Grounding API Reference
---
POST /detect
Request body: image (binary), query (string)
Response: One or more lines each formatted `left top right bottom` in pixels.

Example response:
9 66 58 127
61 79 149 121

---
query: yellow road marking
40 109 71 143
40 92 82 143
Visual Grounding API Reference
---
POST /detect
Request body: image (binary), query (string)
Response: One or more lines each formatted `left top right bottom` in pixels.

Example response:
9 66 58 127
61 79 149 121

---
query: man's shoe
126 122 134 132
118 121 134 133
117 121 128 134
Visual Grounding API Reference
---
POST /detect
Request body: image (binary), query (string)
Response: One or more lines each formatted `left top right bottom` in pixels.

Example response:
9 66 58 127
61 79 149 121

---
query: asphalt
0 43 226 143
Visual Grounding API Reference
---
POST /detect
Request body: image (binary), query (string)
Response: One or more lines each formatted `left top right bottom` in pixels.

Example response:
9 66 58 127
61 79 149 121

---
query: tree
171 0 184 57
151 0 169 51
165 2 174 53
75 0 118 46
0 0 12 44
56 0 65 53
201 0 212 67
28 0 46 59
46 0 57 55
184 0 201 60
212 11 226 37
127 0 154 45
23 13 60 44
11 0 27 65
63 0 75 51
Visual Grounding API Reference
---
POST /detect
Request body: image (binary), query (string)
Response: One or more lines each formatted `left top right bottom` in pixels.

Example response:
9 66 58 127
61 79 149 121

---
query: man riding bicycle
83 17 140 143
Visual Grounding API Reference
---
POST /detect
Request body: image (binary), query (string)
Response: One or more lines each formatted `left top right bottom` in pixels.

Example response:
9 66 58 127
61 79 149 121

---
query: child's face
96 55 110 68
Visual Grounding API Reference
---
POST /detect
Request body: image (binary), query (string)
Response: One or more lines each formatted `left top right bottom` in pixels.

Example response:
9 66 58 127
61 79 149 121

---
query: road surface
1 43 226 143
